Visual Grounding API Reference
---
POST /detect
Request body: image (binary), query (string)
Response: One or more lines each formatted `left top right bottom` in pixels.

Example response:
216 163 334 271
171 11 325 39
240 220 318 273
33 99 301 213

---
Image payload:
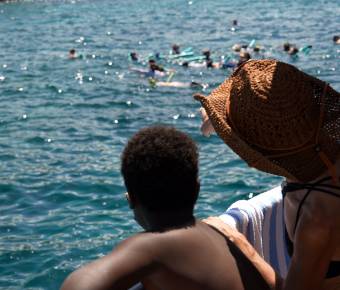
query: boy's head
121 126 199 216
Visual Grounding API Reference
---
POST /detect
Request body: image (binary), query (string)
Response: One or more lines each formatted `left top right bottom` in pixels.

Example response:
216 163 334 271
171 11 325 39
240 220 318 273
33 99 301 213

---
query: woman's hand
203 216 282 290
199 107 215 137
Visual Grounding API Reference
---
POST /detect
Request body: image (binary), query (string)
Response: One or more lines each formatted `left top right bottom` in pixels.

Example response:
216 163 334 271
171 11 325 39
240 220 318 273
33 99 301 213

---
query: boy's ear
193 179 200 202
195 179 200 193
125 192 135 209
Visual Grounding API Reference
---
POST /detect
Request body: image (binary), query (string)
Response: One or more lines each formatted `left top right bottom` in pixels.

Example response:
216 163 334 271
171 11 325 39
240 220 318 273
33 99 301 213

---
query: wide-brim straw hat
194 59 340 182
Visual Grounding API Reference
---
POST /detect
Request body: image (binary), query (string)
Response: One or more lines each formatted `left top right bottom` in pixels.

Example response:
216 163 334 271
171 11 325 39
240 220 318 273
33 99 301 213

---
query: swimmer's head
149 60 164 72
68 49 77 59
333 35 340 43
236 52 251 68
182 61 189 67
288 46 299 55
202 49 211 59
149 59 157 71
149 64 157 71
283 42 291 52
239 51 251 61
253 46 260 53
232 44 242 52
130 52 138 61
148 59 156 69
232 19 238 26
172 44 180 54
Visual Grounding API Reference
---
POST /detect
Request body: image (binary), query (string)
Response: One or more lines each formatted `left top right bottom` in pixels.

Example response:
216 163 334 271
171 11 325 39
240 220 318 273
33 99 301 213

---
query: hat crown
228 60 320 151
195 59 339 182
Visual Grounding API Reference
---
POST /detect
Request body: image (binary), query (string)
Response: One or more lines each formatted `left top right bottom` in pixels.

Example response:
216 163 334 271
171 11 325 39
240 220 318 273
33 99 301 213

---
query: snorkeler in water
148 59 165 72
220 50 251 70
148 77 207 89
236 51 251 67
172 43 181 55
283 42 299 55
283 42 312 57
129 52 139 61
68 49 77 59
146 59 166 77
130 59 167 78
181 49 220 69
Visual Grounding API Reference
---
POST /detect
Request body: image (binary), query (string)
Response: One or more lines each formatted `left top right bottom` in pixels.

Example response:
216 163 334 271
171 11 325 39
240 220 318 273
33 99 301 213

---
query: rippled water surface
0 0 339 289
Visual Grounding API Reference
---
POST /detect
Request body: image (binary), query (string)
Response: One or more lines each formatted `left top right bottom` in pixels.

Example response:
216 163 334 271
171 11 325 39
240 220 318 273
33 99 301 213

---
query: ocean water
0 0 339 289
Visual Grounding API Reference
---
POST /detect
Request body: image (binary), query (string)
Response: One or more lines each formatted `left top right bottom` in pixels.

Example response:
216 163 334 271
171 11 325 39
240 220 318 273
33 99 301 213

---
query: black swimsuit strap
282 176 340 234
293 187 313 234
282 176 332 196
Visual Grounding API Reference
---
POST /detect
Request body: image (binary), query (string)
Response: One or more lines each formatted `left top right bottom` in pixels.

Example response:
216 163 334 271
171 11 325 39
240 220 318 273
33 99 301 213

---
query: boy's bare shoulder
119 227 193 252
116 231 167 254
61 233 167 290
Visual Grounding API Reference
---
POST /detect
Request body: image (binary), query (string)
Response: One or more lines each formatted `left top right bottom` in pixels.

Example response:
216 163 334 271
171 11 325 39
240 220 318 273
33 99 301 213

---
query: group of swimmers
67 32 339 90
128 36 316 89
128 31 340 87
128 42 256 89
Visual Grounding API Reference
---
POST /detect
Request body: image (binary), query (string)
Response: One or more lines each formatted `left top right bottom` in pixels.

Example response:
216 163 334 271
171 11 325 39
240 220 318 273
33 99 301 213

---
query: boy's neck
144 211 195 232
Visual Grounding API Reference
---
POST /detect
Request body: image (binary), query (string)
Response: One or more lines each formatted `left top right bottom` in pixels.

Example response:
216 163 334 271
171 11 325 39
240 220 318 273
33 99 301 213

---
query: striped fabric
129 282 144 290
219 186 291 277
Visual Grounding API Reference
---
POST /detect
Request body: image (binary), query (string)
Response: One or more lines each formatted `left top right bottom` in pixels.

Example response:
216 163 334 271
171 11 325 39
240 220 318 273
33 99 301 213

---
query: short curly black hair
121 126 199 212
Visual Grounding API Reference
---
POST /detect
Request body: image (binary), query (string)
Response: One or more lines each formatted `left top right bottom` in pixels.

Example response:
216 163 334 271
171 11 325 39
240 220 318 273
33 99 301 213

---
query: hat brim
194 77 296 180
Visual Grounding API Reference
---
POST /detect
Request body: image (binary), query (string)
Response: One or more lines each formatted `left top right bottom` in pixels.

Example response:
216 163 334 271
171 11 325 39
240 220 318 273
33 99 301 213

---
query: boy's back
135 221 271 290
62 220 273 290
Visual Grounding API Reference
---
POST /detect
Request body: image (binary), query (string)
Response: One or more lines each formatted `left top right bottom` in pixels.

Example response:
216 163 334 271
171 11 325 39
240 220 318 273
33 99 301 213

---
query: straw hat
194 59 340 182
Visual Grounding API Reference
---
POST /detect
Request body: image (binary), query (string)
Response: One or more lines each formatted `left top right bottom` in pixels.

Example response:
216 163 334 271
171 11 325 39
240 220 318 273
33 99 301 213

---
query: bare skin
199 109 340 290
283 162 340 290
200 108 215 137
61 218 278 290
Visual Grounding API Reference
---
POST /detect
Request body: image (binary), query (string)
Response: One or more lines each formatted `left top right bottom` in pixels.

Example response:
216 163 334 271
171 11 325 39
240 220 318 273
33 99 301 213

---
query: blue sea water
0 0 339 289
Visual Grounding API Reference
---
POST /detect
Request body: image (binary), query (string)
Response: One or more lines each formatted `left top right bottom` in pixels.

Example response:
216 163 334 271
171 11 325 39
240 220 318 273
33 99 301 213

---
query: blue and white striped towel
219 186 291 278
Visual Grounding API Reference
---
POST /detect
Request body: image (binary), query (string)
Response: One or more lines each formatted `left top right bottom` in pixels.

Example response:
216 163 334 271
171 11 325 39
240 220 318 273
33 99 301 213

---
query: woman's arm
204 217 282 290
283 209 336 290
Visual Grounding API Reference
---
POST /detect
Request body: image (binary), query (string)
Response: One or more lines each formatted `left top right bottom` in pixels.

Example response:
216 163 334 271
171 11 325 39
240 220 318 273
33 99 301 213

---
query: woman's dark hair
121 126 199 212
